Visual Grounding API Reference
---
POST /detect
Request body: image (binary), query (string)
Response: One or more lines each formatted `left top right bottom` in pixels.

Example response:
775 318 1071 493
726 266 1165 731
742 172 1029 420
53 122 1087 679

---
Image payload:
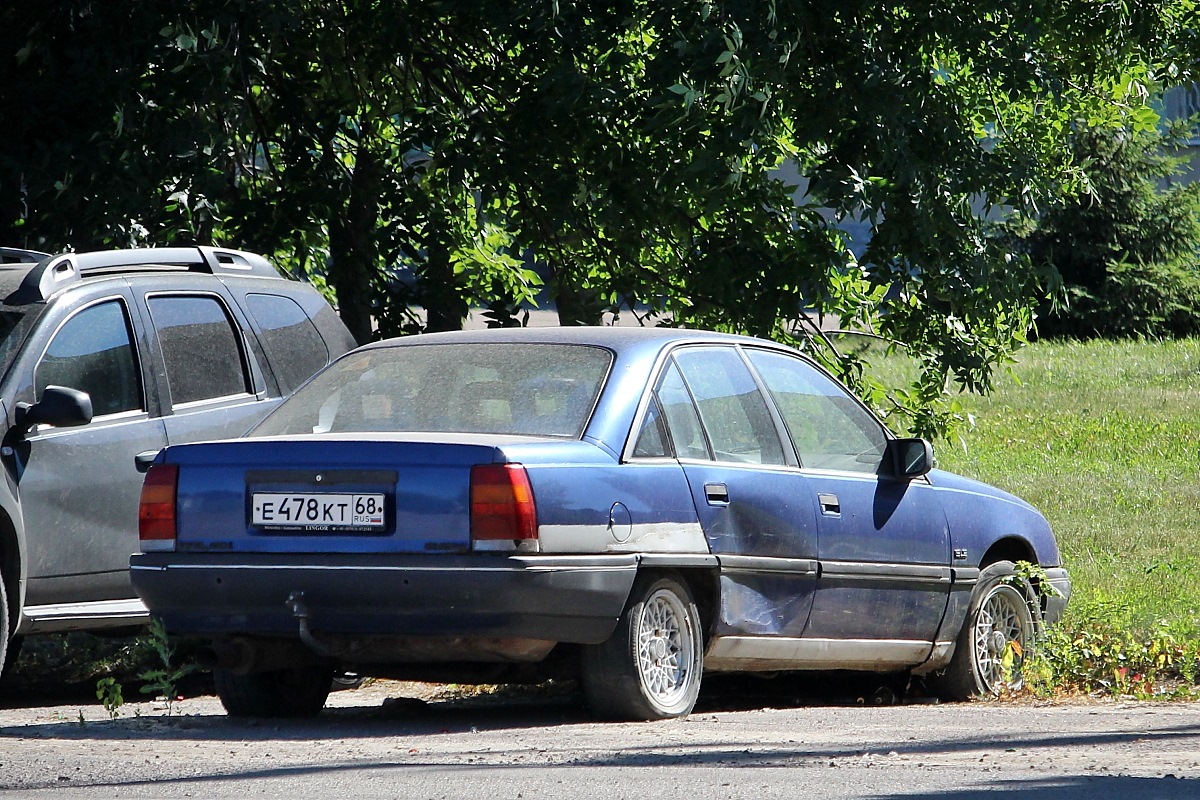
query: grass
922 338 1200 641
857 337 1200 695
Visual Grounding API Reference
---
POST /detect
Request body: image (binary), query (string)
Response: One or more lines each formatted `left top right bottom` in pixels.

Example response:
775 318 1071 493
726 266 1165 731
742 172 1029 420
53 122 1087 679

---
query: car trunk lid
166 436 512 554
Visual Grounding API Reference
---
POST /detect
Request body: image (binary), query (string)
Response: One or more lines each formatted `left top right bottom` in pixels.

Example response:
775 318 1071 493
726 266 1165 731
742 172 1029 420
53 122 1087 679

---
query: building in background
1163 83 1200 181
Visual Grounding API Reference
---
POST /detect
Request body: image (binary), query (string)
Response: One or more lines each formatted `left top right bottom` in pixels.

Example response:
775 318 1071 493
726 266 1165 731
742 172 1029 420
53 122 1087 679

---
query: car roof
357 325 786 356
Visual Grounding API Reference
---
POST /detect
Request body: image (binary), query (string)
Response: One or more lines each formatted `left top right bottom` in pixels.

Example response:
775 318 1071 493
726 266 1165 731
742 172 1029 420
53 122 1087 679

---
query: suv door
18 292 168 615
140 290 280 444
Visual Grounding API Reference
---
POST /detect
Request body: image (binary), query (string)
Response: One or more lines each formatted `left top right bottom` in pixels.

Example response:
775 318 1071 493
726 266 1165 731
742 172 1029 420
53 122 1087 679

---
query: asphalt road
1 679 1198 799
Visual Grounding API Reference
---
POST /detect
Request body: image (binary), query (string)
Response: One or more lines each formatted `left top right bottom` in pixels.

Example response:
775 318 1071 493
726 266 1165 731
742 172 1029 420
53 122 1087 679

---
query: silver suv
0 246 355 677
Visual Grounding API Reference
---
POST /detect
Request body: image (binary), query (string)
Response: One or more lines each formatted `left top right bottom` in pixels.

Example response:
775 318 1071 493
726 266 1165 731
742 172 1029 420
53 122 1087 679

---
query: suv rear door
135 282 282 444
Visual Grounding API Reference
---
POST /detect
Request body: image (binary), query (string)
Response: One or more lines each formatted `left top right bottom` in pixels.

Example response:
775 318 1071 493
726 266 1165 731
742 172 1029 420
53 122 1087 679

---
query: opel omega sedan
131 327 1070 720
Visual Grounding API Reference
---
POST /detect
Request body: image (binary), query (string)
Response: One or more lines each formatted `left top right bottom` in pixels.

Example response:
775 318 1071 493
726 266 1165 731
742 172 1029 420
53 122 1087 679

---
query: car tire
0 571 8 679
931 560 1037 700
0 635 21 681
581 573 704 721
213 665 333 718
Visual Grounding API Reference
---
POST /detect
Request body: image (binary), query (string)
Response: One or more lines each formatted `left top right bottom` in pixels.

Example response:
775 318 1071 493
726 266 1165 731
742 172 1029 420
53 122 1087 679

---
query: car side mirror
889 437 933 479
15 385 93 437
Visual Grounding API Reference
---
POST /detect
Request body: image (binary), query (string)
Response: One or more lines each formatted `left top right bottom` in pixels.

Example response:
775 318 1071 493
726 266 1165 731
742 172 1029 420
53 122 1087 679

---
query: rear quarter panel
502 441 707 554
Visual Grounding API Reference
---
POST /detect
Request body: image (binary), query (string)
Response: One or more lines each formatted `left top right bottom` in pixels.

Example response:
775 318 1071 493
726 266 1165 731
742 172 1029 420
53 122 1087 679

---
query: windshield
251 342 613 439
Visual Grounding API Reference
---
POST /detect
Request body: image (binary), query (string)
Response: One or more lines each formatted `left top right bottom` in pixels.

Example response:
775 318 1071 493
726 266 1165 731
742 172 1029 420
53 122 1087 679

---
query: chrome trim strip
718 555 818 575
705 635 936 671
133 560 638 574
23 598 149 621
820 561 952 583
639 553 720 568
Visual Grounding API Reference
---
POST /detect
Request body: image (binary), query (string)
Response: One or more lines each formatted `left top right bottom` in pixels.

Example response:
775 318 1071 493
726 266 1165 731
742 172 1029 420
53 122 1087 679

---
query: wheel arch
979 537 1037 569
669 567 720 645
0 507 21 638
633 555 720 644
633 563 715 642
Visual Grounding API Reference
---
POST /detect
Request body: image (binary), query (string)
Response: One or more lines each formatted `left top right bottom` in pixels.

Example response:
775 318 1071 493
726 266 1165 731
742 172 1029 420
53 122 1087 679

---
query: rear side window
655 362 709 460
36 300 142 417
245 293 329 391
251 342 612 438
147 295 250 406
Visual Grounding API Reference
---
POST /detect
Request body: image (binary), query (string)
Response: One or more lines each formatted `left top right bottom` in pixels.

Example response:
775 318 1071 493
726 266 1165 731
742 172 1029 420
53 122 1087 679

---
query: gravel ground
2 679 1200 799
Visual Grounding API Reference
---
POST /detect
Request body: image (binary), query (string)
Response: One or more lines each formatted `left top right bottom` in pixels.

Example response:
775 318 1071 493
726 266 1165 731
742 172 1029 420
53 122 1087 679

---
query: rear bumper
130 552 638 645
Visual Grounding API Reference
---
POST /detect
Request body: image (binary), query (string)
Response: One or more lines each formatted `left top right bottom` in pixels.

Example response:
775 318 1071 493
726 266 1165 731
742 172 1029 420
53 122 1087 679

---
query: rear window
244 293 329 391
250 342 612 439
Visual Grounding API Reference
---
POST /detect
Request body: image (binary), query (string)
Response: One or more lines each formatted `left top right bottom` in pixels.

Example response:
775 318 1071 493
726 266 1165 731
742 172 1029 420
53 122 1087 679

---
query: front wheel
214 665 333 718
581 573 704 720
931 560 1037 700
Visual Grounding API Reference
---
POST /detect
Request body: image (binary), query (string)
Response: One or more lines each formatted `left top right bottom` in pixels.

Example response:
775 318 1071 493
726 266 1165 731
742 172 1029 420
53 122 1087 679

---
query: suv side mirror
15 385 93 437
888 437 933 479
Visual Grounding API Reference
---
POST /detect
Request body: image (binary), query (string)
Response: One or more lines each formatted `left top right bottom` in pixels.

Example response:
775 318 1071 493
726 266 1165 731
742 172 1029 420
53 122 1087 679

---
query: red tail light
139 463 178 551
470 464 538 550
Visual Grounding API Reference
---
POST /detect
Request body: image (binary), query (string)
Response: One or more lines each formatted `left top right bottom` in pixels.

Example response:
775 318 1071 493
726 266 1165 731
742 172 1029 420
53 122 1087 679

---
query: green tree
1020 122 1200 339
2 1 1197 434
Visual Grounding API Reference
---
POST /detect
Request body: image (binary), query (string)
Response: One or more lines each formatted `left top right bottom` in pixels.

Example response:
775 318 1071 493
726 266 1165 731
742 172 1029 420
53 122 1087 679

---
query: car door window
147 295 250 406
36 300 142 417
674 348 785 466
244 293 329 392
746 349 887 474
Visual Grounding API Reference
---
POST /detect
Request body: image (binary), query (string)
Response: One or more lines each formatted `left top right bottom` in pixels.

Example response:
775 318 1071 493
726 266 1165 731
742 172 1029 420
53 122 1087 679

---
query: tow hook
286 591 332 658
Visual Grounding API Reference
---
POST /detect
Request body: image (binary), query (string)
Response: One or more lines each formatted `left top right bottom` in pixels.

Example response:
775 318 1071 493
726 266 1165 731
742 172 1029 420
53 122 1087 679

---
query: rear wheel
931 560 1037 700
214 665 333 718
581 573 704 720
0 570 8 679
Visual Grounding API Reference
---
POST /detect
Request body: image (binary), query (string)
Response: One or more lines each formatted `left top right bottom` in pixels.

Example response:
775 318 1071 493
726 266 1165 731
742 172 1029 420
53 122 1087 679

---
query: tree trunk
552 261 604 326
327 130 381 345
420 209 467 333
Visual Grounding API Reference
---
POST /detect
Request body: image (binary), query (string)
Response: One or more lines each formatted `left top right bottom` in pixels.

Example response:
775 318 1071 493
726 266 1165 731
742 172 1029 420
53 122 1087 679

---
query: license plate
251 493 386 531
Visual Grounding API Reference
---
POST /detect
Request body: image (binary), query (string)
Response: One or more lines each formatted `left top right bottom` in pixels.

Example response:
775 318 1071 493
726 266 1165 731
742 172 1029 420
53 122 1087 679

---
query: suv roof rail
8 246 282 304
0 247 51 264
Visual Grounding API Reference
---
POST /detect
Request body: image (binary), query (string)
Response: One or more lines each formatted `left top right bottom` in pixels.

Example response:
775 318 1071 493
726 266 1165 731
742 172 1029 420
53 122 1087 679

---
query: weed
1023 613 1200 698
95 676 124 719
138 618 196 717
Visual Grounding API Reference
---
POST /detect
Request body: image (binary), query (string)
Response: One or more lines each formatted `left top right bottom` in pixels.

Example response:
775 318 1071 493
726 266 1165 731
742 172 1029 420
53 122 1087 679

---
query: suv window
36 300 142 417
245 293 329 392
147 294 250 406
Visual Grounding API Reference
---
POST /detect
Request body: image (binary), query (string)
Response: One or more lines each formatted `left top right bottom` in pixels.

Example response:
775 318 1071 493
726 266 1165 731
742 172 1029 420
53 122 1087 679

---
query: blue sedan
131 327 1070 720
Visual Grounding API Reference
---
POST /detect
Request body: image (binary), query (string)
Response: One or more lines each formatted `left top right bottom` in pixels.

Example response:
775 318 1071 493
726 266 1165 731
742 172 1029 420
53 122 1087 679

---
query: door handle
818 493 840 515
704 482 729 505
